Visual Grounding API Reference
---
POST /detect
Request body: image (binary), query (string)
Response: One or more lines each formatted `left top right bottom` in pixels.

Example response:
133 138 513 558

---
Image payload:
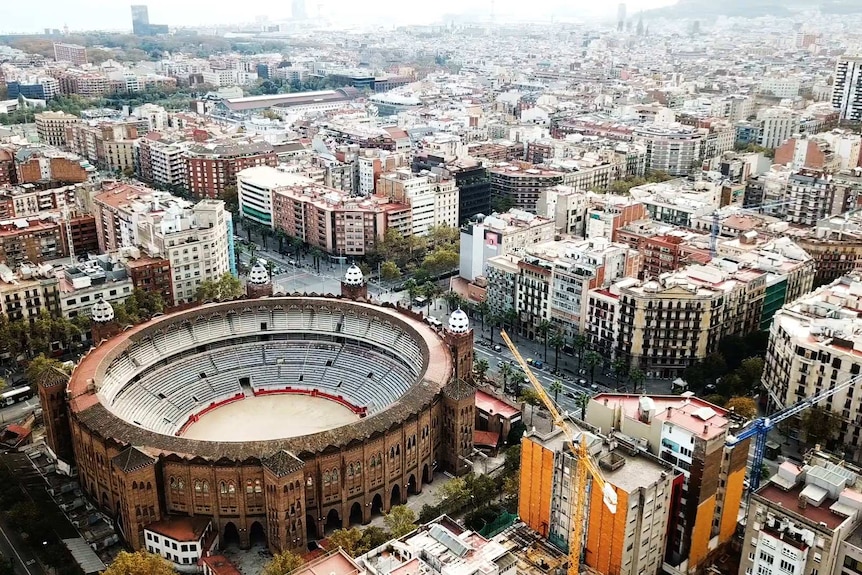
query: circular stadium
59 269 476 554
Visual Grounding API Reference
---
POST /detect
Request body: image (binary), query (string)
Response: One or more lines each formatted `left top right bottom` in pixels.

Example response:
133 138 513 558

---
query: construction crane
709 199 795 257
726 372 862 492
500 329 617 575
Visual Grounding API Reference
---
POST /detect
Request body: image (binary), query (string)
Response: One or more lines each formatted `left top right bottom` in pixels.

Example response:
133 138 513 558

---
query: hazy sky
0 0 676 34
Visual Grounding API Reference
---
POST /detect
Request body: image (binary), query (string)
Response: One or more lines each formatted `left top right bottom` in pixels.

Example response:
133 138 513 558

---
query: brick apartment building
16 150 93 184
125 255 175 307
0 215 98 266
185 140 276 199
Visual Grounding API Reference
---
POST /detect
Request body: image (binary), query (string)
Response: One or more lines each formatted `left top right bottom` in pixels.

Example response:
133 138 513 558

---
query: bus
1 386 32 407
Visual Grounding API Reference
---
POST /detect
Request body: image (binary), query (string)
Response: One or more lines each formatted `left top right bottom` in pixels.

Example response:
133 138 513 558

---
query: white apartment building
458 209 555 281
132 104 169 132
35 111 81 148
237 166 312 229
57 258 134 319
758 77 803 99
820 130 862 171
833 56 862 122
137 199 232 304
376 170 459 237
144 518 215 569
633 123 705 176
739 452 862 575
758 108 801 149
762 273 862 459
136 137 188 190
629 180 720 228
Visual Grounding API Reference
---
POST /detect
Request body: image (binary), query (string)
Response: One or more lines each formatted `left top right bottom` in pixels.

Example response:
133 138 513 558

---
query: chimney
703 424 709 435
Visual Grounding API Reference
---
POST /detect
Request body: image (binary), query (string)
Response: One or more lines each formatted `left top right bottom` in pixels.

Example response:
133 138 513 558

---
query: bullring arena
44 268 477 553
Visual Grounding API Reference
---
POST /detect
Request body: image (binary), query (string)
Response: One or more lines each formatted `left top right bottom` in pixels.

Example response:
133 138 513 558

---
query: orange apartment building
185 140 277 200
518 423 675 575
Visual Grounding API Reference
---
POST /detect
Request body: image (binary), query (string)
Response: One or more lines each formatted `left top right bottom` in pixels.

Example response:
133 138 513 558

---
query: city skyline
0 0 677 33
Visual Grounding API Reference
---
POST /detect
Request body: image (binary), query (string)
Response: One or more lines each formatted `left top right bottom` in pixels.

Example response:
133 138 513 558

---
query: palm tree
421 282 441 315
473 358 489 382
548 331 566 372
309 247 324 274
488 312 501 345
443 290 462 313
573 334 588 369
499 362 514 394
575 393 590 420
248 242 258 269
584 351 603 385
629 367 646 394
538 319 552 360
549 380 563 404
260 226 271 250
477 301 490 332
503 308 519 337
611 358 629 391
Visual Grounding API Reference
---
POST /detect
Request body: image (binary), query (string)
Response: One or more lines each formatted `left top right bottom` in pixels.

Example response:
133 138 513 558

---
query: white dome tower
91 297 115 323
246 261 273 298
448 308 470 334
248 262 270 285
341 263 368 300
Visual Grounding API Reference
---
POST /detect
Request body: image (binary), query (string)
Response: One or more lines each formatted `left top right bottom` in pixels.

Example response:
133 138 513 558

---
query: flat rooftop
757 483 846 530
594 393 730 441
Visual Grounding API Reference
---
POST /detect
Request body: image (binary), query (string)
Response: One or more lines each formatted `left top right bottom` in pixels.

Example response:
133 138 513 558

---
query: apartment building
485 237 640 340
135 199 233 304
459 209 555 282
761 274 862 460
518 425 674 575
412 154 491 225
832 56 862 122
0 183 83 218
758 108 801 150
0 148 15 187
784 170 859 227
0 214 98 266
57 258 134 319
123 252 174 307
489 162 564 213
739 451 862 575
185 140 277 199
632 124 704 177
587 195 648 242
0 264 61 321
586 394 748 575
237 166 311 229
136 136 188 190
35 111 81 148
630 180 720 228
791 210 862 287
58 71 111 98
775 136 841 173
15 148 94 185
271 182 401 257
65 121 140 171
375 169 459 236
53 43 88 65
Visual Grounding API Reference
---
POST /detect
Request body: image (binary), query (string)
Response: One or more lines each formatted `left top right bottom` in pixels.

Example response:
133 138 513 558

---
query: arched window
306 476 313 487
246 480 253 494
202 481 209 494
355 462 361 475
323 471 331 485
169 477 177 490
194 481 202 494
254 479 262 493
220 481 227 495
347 463 354 477
147 482 152 490
389 447 395 459
132 481 138 490
331 469 339 483
177 479 185 493
228 482 236 495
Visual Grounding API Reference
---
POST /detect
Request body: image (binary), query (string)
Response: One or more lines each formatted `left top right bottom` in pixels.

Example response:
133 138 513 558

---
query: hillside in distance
646 0 862 18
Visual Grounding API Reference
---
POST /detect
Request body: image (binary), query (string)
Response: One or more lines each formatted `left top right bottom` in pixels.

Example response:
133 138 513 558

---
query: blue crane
726 373 862 491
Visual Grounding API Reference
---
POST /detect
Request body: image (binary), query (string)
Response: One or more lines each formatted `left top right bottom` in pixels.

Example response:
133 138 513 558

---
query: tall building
376 169 459 236
617 3 627 31
488 162 564 213
757 108 801 149
518 425 674 575
586 394 749 574
236 166 311 229
53 43 88 65
292 0 307 19
784 169 860 227
131 4 150 34
632 124 705 177
761 273 862 460
739 450 862 575
136 136 188 190
832 56 862 122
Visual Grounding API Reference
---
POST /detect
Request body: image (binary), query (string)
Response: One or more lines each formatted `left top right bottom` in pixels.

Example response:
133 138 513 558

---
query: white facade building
237 166 312 229
758 108 801 149
833 56 862 122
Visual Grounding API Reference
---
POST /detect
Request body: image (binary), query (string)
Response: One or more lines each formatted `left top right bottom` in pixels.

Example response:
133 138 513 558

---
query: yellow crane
500 329 617 575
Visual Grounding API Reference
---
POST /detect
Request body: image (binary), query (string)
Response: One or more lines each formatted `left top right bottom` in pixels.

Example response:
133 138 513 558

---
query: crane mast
500 330 616 575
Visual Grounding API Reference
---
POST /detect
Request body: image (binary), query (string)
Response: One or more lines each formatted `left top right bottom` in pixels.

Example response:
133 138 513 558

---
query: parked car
493 344 502 352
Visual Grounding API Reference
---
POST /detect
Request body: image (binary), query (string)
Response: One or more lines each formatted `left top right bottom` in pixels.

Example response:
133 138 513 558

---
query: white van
425 316 442 328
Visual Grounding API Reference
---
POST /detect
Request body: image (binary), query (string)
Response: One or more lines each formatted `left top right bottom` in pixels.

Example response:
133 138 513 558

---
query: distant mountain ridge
645 0 862 18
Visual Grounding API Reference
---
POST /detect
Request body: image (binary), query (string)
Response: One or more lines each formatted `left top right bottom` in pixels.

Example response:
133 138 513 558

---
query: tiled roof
112 446 156 473
262 450 304 477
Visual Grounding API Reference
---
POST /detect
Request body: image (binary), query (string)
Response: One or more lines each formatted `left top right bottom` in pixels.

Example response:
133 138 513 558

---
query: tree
611 358 629 390
476 301 490 332
499 362 515 394
537 319 552 360
549 380 563 403
584 351 603 385
359 526 390 553
575 393 590 420
328 528 364 557
503 445 521 474
801 407 842 447
473 358 489 382
309 247 324 274
573 334 588 369
384 505 417 538
422 248 459 276
548 331 565 372
26 354 70 392
519 389 542 426
736 357 765 392
443 290 462 313
103 551 175 575
196 272 243 302
725 396 757 419
628 367 646 394
437 476 470 510
380 260 401 282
